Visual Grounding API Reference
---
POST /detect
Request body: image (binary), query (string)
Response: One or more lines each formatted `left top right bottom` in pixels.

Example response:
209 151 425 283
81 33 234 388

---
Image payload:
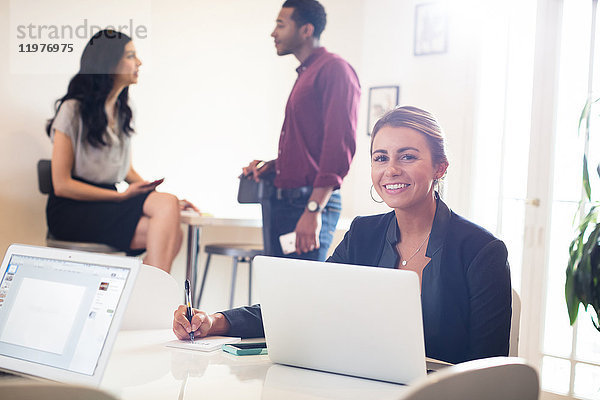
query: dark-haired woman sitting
46 30 196 272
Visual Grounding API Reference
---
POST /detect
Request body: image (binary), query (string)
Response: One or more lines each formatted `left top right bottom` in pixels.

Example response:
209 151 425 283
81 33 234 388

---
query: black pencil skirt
46 179 151 252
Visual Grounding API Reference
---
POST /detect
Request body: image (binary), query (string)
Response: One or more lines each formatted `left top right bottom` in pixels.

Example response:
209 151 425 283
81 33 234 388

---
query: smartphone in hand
142 177 164 188
279 232 296 255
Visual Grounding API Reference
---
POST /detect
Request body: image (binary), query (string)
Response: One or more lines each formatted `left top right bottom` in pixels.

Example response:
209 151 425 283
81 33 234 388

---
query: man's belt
274 186 312 200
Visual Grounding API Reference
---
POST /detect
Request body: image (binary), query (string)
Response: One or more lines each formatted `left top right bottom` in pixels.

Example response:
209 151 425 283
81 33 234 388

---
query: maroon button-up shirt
274 47 361 190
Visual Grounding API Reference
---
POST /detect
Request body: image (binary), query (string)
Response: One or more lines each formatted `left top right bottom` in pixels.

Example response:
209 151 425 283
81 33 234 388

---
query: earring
370 185 384 203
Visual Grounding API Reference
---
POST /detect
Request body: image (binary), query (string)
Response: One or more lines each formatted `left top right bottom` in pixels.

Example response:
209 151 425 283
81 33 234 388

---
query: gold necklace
400 233 430 267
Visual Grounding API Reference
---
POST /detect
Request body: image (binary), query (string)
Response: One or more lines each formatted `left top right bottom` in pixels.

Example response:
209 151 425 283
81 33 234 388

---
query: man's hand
242 160 275 182
294 210 321 254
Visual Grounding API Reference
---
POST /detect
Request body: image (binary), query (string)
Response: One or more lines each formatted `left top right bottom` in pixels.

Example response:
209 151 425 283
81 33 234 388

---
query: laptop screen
0 253 131 376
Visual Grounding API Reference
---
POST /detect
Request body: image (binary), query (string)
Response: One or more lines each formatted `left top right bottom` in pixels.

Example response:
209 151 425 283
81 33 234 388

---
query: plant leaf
578 247 593 306
583 155 592 201
566 266 580 325
578 98 592 136
577 205 598 233
583 220 600 257
566 232 585 325
590 304 600 333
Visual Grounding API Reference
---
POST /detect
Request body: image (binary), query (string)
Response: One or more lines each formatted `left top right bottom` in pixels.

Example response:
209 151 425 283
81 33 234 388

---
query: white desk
179 212 262 305
101 329 409 400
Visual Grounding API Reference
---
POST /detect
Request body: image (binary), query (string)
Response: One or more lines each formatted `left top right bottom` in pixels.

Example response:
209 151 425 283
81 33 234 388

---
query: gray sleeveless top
49 99 131 185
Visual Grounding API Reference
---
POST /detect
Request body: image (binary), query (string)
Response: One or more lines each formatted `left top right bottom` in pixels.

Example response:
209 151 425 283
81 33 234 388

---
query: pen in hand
184 279 195 343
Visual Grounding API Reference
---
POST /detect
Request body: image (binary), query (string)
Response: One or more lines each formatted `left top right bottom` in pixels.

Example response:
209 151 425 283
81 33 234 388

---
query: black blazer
328 198 512 364
222 198 512 364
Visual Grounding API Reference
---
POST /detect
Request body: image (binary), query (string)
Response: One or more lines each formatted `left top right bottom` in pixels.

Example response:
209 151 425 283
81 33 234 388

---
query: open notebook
166 336 241 352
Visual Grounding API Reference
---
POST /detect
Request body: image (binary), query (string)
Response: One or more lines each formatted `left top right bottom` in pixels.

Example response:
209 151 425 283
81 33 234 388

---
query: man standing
244 0 361 261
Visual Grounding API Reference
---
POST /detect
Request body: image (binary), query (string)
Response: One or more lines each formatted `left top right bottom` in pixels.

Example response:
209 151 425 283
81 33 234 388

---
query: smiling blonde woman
173 106 511 366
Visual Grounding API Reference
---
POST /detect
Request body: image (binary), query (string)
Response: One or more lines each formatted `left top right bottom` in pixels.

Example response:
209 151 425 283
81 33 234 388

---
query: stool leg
230 257 239 309
248 259 253 305
197 254 211 308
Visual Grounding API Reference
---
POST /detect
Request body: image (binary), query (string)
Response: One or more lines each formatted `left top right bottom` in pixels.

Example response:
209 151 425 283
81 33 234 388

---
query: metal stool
196 244 262 308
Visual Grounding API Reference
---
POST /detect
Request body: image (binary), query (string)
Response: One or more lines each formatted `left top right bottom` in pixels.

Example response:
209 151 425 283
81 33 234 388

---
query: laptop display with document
0 244 140 386
254 256 427 385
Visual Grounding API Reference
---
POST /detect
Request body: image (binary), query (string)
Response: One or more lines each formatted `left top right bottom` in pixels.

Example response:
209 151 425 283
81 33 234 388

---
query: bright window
473 0 600 398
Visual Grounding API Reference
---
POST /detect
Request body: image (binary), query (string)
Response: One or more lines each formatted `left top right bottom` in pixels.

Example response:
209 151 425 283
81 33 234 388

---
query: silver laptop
0 244 140 386
254 256 427 384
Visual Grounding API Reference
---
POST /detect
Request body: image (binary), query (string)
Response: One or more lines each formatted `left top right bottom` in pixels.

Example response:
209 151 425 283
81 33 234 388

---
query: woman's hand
172 305 232 339
120 180 157 200
172 305 231 340
179 199 199 212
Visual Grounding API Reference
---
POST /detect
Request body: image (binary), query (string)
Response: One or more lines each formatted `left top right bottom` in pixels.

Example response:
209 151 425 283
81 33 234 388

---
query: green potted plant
565 97 600 331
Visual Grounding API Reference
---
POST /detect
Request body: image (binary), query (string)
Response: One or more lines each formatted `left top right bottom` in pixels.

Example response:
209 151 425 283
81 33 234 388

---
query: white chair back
401 357 539 400
0 381 119 400
510 289 521 356
121 264 180 330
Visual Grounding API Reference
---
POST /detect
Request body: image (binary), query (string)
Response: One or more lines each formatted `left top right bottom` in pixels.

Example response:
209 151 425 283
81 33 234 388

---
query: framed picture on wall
367 85 400 135
414 2 448 56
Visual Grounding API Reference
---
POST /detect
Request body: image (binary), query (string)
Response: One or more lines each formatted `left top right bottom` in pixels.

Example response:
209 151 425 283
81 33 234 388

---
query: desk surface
179 212 262 227
101 329 408 400
179 211 352 231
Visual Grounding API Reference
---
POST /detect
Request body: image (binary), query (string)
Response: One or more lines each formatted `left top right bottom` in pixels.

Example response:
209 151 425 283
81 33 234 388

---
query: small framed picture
367 86 400 135
414 2 448 56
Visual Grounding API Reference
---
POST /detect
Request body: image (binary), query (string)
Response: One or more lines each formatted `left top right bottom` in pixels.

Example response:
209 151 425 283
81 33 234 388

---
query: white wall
0 0 488 311
130 0 369 220
351 0 483 218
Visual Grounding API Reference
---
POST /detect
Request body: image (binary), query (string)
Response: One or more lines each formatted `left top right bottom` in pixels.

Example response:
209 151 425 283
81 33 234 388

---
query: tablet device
0 244 140 386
